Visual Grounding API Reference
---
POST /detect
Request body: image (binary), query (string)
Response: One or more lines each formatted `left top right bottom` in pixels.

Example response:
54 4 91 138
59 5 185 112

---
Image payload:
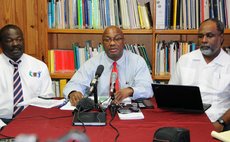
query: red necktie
112 62 119 91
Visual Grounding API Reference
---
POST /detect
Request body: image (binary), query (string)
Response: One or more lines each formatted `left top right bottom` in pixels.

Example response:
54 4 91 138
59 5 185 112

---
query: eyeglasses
103 37 124 44
198 32 221 39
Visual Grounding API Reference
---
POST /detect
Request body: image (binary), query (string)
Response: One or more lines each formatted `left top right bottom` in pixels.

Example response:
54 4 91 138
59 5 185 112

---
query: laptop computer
152 84 211 113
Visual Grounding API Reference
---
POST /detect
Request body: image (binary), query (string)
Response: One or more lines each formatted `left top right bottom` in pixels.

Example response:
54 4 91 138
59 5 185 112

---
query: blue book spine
48 1 52 28
88 0 92 28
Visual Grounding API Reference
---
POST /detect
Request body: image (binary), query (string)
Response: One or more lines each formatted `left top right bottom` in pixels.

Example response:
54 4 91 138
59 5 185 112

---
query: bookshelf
1 0 230 82
46 0 154 80
44 0 230 81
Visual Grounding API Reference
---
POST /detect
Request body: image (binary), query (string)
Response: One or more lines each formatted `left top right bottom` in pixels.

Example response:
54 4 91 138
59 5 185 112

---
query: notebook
72 111 106 126
152 84 211 113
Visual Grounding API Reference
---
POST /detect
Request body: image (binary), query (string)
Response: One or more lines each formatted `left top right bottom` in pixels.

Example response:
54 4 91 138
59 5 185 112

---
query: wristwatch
217 118 226 127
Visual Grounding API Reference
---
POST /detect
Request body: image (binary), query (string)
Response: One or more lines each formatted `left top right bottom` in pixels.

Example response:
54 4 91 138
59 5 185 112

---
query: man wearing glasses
169 18 230 132
64 26 153 106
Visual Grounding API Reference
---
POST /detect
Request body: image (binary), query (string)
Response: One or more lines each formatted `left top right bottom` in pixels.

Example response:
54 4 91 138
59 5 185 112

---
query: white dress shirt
169 49 230 122
64 50 153 100
0 53 54 128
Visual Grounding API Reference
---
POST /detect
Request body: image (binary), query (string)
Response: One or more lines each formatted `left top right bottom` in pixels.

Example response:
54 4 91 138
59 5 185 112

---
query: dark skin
69 26 133 106
0 28 24 62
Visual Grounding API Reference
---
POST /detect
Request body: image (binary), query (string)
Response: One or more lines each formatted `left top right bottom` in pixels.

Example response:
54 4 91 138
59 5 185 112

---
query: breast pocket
214 73 230 92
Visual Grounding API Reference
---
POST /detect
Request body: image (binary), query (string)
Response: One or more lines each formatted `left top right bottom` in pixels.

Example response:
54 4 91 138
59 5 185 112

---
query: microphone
88 65 104 96
109 73 119 118
110 72 117 94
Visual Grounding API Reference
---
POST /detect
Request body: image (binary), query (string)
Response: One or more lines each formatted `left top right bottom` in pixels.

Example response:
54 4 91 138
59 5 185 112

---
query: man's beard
200 45 213 56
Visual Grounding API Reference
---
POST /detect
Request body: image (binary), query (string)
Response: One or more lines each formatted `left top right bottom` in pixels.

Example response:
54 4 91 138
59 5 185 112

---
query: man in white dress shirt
169 18 230 132
64 26 153 106
0 24 54 129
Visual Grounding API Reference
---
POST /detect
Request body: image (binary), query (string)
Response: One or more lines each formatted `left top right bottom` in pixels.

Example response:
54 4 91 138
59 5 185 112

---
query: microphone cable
109 102 120 142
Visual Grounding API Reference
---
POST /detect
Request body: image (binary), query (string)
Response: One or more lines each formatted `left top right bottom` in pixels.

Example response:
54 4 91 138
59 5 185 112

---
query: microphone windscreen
76 98 95 112
95 65 104 78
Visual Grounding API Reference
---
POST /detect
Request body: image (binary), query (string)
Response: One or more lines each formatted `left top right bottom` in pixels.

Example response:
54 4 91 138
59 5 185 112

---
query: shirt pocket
214 73 230 92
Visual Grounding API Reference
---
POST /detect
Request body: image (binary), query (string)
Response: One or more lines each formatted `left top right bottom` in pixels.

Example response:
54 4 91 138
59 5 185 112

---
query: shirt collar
194 48 226 66
2 53 24 65
105 50 126 67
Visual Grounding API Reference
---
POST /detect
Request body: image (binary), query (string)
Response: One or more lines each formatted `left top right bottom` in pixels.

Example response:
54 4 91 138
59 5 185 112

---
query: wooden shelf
153 75 171 81
154 29 198 34
154 29 230 34
50 72 75 79
48 29 153 34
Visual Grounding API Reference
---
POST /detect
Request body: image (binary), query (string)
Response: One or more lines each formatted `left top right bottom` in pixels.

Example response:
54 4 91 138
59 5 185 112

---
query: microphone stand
109 87 119 118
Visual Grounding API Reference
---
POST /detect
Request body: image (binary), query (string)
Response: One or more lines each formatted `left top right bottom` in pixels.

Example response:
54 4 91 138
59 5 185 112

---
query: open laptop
152 84 211 113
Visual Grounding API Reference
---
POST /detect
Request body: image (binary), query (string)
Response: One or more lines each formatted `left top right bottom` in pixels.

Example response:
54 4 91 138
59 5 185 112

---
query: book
59 79 67 97
211 130 230 142
73 111 106 126
53 49 75 72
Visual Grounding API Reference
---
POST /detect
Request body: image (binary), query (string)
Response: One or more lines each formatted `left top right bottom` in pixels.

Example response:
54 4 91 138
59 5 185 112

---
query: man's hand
114 87 133 104
68 91 84 106
213 121 224 132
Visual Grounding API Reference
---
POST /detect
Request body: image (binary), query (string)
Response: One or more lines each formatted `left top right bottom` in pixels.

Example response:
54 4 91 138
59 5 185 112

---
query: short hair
201 18 225 34
0 24 23 41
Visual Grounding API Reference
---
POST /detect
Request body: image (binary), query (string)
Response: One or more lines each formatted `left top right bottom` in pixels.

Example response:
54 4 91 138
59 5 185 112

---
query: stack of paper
211 130 230 142
118 111 144 120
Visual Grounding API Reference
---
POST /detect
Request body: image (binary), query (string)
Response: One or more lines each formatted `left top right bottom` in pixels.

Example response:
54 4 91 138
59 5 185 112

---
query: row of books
48 0 152 30
48 40 104 73
156 0 230 30
155 40 196 75
52 79 67 97
48 41 151 73
124 44 152 73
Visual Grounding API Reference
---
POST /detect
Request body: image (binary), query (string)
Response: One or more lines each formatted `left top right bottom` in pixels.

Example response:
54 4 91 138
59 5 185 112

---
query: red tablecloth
0 105 218 142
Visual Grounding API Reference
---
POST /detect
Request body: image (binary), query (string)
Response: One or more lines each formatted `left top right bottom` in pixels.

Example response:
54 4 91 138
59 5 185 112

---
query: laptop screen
152 84 211 113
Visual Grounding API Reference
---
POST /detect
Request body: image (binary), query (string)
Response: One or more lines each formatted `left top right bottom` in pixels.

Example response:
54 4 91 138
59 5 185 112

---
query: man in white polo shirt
0 24 54 129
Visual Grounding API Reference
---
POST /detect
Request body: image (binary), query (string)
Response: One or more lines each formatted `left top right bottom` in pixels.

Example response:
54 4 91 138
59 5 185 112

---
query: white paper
17 98 65 108
211 130 230 142
60 101 75 110
118 111 144 120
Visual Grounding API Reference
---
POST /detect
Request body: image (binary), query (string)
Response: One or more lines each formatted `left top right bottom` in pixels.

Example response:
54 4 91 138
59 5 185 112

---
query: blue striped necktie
9 60 24 118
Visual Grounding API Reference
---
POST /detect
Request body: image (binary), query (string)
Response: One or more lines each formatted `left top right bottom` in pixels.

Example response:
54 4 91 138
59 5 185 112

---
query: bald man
64 26 153 106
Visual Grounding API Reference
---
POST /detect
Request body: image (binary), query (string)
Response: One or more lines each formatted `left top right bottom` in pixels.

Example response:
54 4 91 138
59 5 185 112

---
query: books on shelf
52 79 67 97
124 44 152 73
155 0 230 30
47 0 153 30
155 40 196 76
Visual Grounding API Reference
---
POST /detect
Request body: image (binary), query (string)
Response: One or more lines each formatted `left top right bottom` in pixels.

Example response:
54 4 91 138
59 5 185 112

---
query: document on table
118 111 144 120
17 98 65 108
